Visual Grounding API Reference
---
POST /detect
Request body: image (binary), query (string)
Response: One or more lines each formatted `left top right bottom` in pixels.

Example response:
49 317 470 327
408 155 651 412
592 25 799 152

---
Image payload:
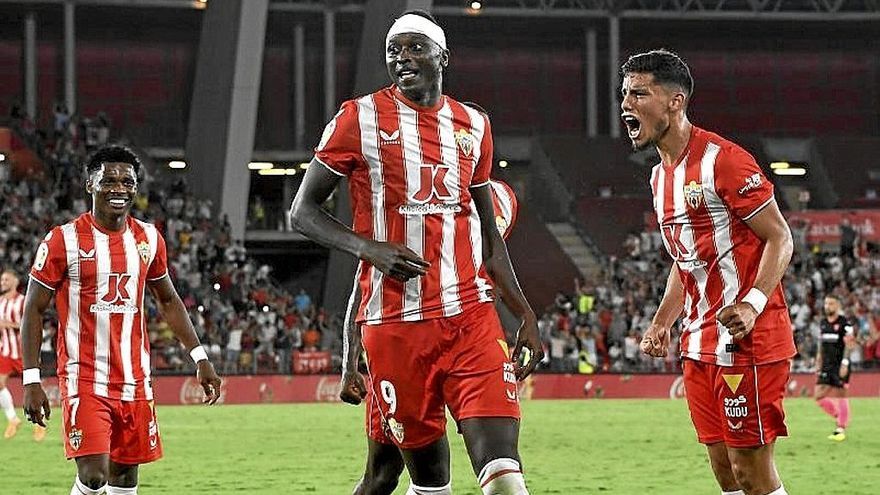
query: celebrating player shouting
623 50 796 495
20 146 222 495
291 11 541 495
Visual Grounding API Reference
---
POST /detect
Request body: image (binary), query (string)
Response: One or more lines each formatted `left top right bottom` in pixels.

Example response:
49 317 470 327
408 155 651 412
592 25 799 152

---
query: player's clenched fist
640 324 670 357
197 361 222 405
340 370 368 405
717 302 759 342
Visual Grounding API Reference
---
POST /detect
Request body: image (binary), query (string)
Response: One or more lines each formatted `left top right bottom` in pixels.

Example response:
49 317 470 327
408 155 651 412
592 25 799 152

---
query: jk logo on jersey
91 273 138 314
412 164 454 203
684 180 704 209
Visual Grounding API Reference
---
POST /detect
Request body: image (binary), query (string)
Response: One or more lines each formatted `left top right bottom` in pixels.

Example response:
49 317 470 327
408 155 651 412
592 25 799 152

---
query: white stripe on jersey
137 220 158 399
397 99 424 321
490 181 514 222
358 94 385 324
61 223 81 398
462 105 492 303
121 230 139 401
701 142 740 366
92 227 112 396
670 160 709 361
438 102 463 316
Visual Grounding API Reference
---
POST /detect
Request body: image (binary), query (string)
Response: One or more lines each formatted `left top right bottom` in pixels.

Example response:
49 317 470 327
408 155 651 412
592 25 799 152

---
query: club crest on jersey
684 180 704 209
68 427 83 451
454 128 474 156
386 417 405 444
137 241 151 265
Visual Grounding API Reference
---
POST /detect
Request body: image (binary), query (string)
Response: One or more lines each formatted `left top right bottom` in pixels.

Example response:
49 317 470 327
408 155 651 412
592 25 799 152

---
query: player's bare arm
718 200 793 341
471 184 542 380
841 332 856 378
19 279 54 427
340 282 367 405
147 276 221 405
290 160 429 282
642 266 685 357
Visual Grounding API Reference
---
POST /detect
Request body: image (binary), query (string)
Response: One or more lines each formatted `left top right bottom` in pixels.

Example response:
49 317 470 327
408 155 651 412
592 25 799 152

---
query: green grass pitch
2 398 878 494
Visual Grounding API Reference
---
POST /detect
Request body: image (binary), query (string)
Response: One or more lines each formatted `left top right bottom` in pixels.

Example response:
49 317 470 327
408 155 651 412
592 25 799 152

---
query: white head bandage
385 13 447 51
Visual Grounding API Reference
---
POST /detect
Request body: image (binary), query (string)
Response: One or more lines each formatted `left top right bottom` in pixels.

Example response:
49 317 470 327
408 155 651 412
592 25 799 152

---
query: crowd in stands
536 227 880 374
6 105 880 377
2 108 343 376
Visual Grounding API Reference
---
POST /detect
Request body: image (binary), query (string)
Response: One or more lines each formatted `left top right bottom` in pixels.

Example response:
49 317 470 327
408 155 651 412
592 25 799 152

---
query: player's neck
826 313 840 322
656 117 692 167
395 83 443 109
91 210 127 232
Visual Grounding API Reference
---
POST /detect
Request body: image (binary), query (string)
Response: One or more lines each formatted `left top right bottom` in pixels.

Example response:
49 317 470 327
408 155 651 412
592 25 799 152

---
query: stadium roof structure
4 0 880 20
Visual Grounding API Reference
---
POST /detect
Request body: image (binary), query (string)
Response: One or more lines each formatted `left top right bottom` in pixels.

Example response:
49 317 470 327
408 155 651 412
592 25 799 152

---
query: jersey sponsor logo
33 243 49 271
737 173 763 195
379 129 400 144
68 426 83 451
137 241 151 265
722 373 744 394
661 225 703 269
683 180 704 209
497 339 510 359
503 362 518 402
399 163 462 216
724 395 749 418
90 273 138 314
454 128 474 156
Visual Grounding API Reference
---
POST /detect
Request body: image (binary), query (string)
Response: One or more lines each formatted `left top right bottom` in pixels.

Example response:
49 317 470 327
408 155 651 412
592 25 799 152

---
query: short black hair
620 49 694 98
85 145 142 176
401 9 440 27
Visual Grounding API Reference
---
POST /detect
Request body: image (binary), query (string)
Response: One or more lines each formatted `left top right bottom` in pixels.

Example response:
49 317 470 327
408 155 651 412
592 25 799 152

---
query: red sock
817 397 838 418
836 399 850 429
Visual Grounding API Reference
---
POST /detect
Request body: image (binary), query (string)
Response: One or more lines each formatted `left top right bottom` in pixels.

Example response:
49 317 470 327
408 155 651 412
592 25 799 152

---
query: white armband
22 368 41 386
741 288 768 315
189 345 209 364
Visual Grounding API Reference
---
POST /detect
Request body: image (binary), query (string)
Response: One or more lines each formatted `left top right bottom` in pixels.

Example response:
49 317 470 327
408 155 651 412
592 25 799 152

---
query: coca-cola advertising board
8 372 878 405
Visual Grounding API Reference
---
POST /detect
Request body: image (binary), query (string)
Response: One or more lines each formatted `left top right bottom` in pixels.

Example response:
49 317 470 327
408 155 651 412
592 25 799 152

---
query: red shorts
362 302 520 449
683 358 789 448
62 393 163 464
0 355 22 376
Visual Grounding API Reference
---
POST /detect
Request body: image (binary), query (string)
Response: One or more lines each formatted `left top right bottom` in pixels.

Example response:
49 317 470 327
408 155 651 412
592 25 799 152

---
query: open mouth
621 114 641 139
397 68 419 82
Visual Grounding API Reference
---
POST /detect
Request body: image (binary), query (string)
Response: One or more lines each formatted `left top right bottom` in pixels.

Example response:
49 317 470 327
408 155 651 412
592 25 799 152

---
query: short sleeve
147 232 169 281
714 147 775 221
313 100 362 176
30 227 67 290
471 114 493 187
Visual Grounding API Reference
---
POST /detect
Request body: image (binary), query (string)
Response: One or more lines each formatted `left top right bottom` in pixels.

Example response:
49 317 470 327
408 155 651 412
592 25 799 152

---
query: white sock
479 458 529 495
70 477 106 495
405 482 452 494
765 486 787 495
0 387 17 421
106 486 137 495
722 491 745 495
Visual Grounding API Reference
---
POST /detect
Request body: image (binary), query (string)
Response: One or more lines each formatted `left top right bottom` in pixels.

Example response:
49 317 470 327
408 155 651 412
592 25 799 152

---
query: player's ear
440 48 449 68
669 91 686 113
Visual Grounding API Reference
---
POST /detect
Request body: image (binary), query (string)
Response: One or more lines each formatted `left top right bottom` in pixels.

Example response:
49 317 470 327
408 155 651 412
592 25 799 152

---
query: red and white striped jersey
29 212 168 400
316 86 496 325
489 179 518 240
0 293 24 360
650 126 796 367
